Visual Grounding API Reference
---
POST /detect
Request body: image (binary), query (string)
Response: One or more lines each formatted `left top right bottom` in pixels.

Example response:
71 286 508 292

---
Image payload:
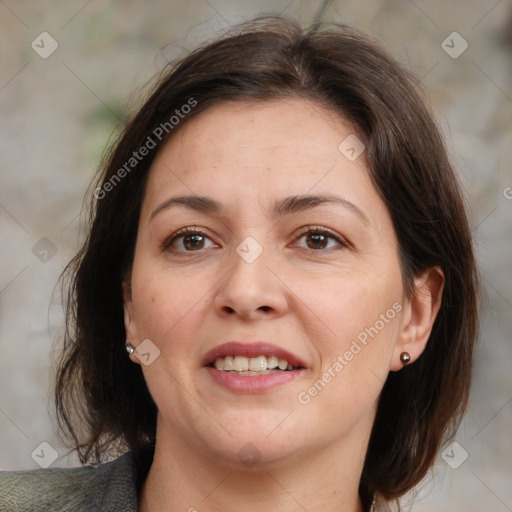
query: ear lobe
122 280 140 365
390 266 445 371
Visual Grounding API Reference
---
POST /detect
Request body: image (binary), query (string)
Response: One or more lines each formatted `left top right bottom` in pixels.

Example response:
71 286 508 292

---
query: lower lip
204 366 305 393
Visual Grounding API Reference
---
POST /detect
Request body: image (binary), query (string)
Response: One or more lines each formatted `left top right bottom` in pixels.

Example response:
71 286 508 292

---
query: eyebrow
150 193 369 225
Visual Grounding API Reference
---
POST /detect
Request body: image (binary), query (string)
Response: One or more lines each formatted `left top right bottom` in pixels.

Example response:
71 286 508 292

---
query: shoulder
0 450 142 512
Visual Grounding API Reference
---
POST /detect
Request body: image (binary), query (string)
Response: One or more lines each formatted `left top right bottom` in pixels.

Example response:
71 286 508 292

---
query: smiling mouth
210 355 303 376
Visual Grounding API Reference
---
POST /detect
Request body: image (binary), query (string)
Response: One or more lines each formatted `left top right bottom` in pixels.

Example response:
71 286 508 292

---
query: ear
122 279 141 365
390 266 445 371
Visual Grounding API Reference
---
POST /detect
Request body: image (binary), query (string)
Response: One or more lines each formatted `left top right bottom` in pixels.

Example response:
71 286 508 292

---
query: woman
0 14 478 512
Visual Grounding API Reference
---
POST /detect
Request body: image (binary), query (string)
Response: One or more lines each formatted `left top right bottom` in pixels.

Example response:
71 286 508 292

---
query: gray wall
1 1 511 510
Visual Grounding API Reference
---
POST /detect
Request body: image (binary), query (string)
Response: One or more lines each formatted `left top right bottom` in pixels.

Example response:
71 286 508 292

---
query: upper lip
201 341 308 368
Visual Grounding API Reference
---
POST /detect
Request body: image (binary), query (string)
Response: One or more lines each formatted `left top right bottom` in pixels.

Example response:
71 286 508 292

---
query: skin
123 98 444 512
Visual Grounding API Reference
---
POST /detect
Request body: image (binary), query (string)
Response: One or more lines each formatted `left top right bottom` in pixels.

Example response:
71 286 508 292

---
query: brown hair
55 14 479 509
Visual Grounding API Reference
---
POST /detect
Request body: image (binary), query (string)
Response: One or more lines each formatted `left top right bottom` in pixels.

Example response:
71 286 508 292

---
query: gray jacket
0 446 154 512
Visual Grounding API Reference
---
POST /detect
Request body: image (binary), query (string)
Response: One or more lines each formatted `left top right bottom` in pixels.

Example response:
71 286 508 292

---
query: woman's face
124 98 409 467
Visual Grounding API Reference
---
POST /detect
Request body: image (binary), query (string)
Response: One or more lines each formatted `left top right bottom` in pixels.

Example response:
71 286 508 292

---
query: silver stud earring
126 343 135 355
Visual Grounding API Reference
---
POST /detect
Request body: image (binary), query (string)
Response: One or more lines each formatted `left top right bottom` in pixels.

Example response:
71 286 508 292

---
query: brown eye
294 226 348 252
305 232 329 250
163 228 217 253
181 234 206 250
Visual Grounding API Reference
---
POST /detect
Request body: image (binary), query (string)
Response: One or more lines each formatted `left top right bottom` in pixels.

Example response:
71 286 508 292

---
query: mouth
201 341 307 373
201 341 307 393
209 354 302 376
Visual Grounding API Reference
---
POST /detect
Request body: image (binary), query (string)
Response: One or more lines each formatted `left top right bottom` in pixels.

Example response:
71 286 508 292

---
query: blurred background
0 0 511 510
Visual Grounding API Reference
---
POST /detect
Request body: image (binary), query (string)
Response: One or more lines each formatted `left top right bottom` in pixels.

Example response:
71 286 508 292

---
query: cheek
296 293 401 431
131 272 192 338
130 263 217 356
293 263 403 348
292 264 403 404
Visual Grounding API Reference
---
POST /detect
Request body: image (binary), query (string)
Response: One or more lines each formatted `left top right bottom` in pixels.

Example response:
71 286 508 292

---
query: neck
139 421 369 512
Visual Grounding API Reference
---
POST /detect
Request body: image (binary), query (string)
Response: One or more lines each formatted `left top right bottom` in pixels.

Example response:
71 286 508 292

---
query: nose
213 242 289 321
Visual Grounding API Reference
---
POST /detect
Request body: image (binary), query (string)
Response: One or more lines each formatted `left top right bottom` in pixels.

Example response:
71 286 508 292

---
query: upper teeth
213 355 296 372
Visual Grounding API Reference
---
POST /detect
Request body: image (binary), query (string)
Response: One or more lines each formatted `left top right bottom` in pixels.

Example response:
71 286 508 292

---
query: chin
211 434 303 471
195 413 307 469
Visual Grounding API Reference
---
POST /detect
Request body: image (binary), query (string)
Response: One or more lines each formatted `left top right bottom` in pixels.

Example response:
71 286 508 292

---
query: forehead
141 98 383 223
161 99 357 169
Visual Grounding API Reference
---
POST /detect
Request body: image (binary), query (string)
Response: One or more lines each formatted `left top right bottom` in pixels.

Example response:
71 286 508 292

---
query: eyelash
162 225 350 254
